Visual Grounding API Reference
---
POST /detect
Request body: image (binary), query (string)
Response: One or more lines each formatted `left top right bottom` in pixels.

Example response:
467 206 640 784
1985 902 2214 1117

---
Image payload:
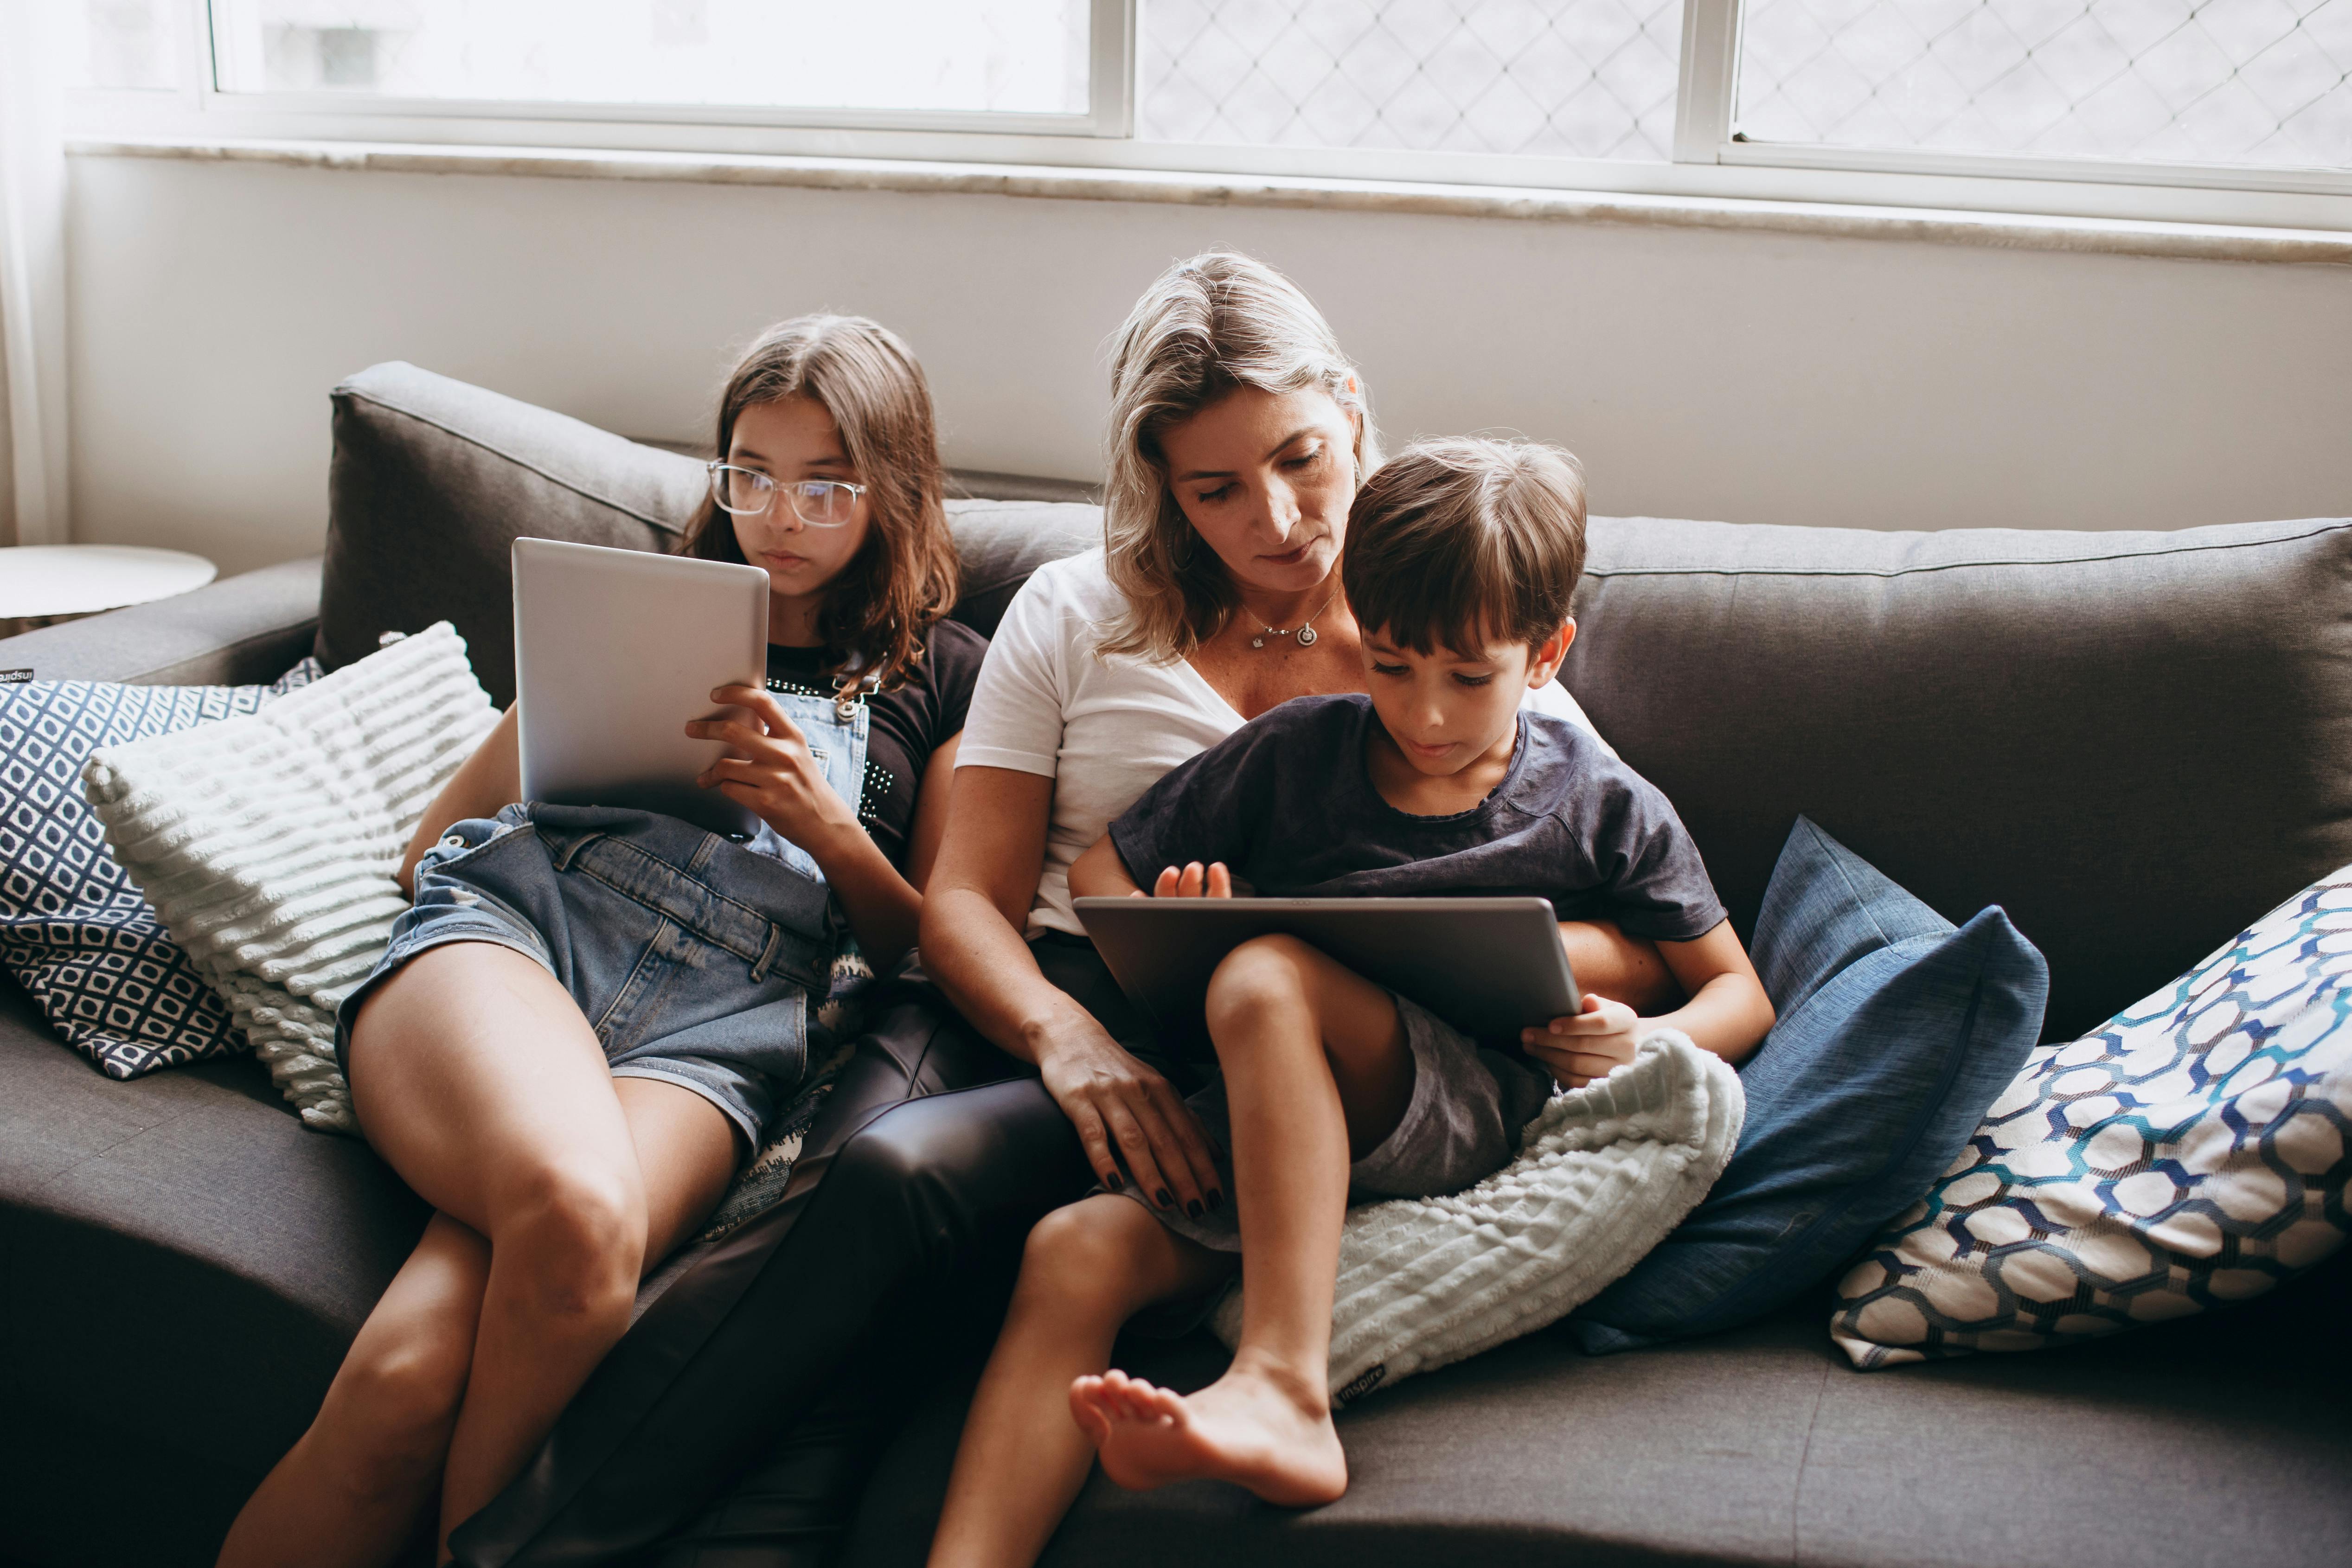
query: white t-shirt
957 548 1612 937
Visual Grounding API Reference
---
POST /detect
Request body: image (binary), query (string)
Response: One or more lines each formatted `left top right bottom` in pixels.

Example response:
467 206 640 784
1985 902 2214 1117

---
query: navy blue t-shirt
1109 694 1727 943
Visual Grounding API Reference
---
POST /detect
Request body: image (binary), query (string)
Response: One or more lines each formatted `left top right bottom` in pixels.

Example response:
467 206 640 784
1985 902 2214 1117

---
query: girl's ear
1526 618 1577 686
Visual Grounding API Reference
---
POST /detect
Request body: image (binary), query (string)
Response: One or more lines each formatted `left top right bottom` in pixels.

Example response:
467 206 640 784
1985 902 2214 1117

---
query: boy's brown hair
1340 437 1587 654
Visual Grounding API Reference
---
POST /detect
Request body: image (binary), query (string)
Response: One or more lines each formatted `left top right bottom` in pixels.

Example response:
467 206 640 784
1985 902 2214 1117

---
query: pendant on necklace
1251 635 1266 648
1295 625 1317 647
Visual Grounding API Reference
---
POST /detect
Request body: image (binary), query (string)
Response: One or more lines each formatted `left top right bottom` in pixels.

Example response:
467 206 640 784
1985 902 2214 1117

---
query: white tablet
1072 895 1581 1045
513 537 770 838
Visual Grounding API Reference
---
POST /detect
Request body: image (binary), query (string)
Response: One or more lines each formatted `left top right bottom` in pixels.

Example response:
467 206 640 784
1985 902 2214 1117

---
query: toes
1135 1382 1189 1423
1068 1379 1112 1445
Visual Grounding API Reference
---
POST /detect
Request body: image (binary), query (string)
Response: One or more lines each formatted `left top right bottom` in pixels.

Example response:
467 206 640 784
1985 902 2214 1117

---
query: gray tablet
1073 895 1581 1046
513 537 770 838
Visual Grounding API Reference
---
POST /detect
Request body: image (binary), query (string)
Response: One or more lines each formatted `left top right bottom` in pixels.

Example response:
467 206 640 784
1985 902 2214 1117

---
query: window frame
67 0 2352 230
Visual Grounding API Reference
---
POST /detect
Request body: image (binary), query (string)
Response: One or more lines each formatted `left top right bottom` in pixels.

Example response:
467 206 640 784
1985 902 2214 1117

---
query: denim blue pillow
1567 815 2049 1352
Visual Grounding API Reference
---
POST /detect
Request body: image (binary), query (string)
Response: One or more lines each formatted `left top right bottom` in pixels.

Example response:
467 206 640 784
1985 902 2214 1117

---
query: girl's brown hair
678 314 959 691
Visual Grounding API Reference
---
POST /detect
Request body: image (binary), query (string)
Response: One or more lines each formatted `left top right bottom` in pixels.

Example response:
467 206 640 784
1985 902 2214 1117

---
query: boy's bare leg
927 1195 1229 1568
1074 934 1412 1507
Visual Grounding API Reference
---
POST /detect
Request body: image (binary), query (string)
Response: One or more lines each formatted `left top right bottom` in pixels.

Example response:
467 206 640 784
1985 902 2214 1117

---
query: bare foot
1068 1359 1347 1507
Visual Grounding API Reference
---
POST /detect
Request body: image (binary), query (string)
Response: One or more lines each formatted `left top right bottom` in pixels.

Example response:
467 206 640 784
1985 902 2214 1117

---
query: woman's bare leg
217 942 739 1566
926 1195 1226 1568
1076 934 1413 1506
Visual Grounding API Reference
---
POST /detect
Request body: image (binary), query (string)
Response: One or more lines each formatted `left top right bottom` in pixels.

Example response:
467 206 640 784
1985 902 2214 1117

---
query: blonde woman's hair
678 314 959 692
1097 251 1378 663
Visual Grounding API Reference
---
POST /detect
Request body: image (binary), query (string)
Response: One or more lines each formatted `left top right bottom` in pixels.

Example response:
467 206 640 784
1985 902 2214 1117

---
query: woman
923 250 1667 1216
216 314 981 1568
447 253 1672 1567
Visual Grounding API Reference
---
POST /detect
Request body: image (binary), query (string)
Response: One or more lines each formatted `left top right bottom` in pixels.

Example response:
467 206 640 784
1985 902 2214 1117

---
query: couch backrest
322 363 2352 1043
1564 516 2352 1040
320 362 1096 704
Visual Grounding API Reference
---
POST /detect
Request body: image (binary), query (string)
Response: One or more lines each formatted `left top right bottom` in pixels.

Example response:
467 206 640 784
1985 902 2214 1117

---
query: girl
216 315 984 1568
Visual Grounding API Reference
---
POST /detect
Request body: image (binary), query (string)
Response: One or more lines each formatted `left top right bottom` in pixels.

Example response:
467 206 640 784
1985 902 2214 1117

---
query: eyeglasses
706 463 866 528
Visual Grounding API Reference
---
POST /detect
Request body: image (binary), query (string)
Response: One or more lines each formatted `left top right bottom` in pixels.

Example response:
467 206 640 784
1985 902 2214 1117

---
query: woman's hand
1034 1015 1224 1214
690 685 860 851
924 769 1223 1213
1521 993 1643 1090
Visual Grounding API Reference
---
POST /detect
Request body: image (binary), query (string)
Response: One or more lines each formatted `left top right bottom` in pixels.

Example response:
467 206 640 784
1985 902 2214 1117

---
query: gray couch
5 363 2348 1568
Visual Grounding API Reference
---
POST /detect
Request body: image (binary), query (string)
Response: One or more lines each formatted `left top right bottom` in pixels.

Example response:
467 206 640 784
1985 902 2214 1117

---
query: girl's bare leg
216 1213 490 1568
215 942 738 1568
1076 934 1413 1507
926 1195 1227 1568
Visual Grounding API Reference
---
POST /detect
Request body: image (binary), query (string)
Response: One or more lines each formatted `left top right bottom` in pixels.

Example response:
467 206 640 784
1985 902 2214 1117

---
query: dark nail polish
1186 1198 1204 1219
1209 1190 1225 1211
1106 1171 1124 1192
1156 1188 1174 1209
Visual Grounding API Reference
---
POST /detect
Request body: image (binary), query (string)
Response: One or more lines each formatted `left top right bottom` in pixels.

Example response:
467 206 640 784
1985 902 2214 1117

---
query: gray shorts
1128 990 1558 1253
335 803 837 1153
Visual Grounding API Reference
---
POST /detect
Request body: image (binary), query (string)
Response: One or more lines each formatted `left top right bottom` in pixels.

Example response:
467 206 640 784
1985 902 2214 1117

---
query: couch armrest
0 557 323 687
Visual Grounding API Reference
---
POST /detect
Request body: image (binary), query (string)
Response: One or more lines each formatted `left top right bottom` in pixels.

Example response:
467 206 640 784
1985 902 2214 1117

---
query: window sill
71 134 2352 268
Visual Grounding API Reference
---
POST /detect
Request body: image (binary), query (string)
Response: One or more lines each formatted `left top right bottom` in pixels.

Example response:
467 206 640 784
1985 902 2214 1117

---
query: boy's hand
1144 861 1233 898
1522 993 1643 1089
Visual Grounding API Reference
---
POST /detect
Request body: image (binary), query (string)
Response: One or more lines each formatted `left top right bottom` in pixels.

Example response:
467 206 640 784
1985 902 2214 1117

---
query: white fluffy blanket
81 625 498 1131
1211 1030 1743 1404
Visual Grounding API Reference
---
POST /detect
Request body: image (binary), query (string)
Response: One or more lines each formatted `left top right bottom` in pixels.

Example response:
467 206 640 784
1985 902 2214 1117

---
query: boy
925 439 1774 1568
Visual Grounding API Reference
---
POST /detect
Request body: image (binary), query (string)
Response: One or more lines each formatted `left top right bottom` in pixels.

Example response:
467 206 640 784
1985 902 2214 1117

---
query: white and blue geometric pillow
1831 864 2352 1368
0 660 321 1078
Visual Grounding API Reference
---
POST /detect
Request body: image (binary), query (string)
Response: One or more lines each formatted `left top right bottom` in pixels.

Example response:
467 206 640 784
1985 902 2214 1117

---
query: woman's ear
1526 618 1577 686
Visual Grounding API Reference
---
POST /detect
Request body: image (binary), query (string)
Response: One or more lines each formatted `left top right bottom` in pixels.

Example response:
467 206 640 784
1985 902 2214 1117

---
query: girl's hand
690 685 859 849
1522 993 1643 1089
1146 861 1233 898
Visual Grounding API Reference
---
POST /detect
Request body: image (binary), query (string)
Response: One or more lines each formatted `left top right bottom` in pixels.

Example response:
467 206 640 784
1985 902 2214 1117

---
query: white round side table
0 545 218 638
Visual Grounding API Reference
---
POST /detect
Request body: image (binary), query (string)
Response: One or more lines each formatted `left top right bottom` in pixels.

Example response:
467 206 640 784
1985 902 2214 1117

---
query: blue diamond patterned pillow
0 660 321 1078
1831 864 2352 1367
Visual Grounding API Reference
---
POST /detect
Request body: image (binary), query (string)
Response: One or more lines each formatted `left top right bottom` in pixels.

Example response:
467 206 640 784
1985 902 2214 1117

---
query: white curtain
0 0 72 548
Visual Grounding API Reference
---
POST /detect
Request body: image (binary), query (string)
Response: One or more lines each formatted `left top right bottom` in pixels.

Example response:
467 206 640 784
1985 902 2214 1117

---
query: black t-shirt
1110 693 1727 942
764 619 987 870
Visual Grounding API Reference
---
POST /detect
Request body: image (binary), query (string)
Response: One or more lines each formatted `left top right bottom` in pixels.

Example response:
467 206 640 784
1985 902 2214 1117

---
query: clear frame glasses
706 463 866 527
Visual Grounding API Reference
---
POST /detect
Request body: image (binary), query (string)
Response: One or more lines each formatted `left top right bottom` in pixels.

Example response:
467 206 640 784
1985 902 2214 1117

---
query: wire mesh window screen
1140 0 1684 159
203 0 1090 114
1735 0 2352 169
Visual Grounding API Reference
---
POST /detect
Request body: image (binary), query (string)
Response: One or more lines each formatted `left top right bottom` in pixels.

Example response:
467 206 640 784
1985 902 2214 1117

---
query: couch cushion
1563 516 2352 1042
846 1251 2352 1568
321 363 700 707
0 973 428 1482
320 364 1100 706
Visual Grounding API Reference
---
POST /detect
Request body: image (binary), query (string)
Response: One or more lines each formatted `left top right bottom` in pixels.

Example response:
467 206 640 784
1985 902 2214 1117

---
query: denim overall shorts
336 688 870 1152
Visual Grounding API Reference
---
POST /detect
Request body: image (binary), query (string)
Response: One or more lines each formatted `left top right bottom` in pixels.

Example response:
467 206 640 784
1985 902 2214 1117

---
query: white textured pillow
81 625 499 1131
1211 1030 1744 1405
1830 865 2352 1368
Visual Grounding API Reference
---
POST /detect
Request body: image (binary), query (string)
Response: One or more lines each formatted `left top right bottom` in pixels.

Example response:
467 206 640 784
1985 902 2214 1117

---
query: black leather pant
447 945 1140 1568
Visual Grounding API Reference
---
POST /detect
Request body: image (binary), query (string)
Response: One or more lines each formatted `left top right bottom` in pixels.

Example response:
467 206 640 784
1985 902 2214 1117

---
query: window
72 0 184 90
1139 0 1685 162
1734 0 2352 172
82 0 1117 130
204 0 1091 118
67 0 2352 214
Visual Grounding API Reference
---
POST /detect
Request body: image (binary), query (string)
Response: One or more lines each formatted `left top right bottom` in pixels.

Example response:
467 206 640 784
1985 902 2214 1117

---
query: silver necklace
1249 583 1341 649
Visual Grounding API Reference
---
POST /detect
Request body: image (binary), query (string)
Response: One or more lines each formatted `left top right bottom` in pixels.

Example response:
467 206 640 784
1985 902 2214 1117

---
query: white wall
69 152 2352 577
